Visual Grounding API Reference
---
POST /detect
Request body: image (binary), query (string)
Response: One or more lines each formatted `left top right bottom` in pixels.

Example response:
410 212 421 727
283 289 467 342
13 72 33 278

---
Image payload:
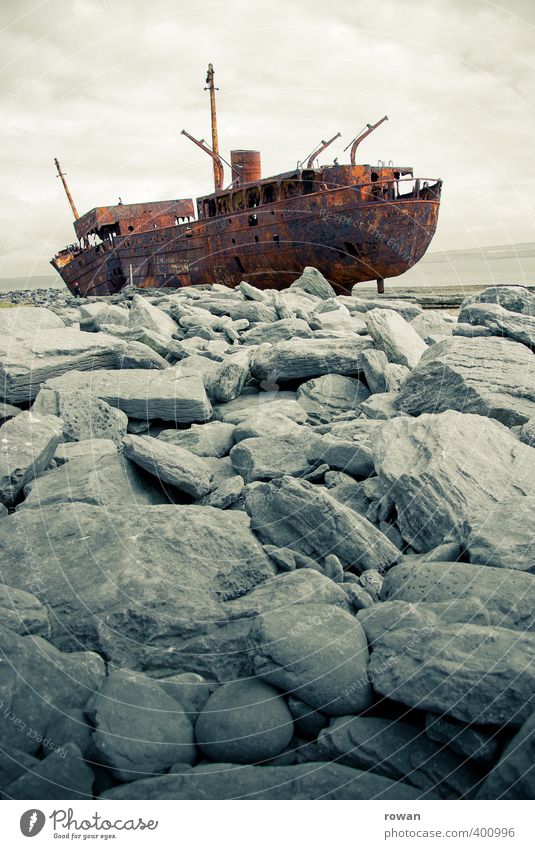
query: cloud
1 0 534 277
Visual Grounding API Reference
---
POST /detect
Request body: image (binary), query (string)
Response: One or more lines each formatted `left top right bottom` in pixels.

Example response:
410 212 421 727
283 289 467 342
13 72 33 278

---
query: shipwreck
51 65 442 297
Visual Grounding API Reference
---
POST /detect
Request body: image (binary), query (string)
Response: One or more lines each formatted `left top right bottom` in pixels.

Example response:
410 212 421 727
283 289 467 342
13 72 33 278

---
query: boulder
4 743 93 800
290 266 336 299
368 621 535 726
384 363 410 391
0 625 105 754
306 435 375 479
251 337 373 382
0 411 63 505
0 746 40 794
195 679 294 763
37 369 212 422
207 350 250 403
123 434 213 497
0 585 50 637
233 413 303 443
296 374 370 423
158 421 235 457
462 496 535 572
410 310 456 345
356 599 491 644
0 504 274 673
476 711 535 799
396 337 535 426
53 437 118 465
460 285 535 316
381 560 535 632
425 714 501 765
365 309 427 368
0 305 64 334
241 318 313 345
360 349 388 394
359 392 402 419
347 294 423 321
87 669 196 781
230 432 313 482
252 603 373 716
129 293 178 339
0 402 21 424
55 389 128 446
371 411 535 552
519 416 535 447
79 302 129 331
317 716 483 798
244 476 401 572
103 761 427 800
158 673 214 721
213 390 307 425
457 301 535 349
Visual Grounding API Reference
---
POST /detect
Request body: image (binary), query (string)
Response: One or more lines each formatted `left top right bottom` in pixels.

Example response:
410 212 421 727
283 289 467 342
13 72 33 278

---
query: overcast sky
1 0 534 278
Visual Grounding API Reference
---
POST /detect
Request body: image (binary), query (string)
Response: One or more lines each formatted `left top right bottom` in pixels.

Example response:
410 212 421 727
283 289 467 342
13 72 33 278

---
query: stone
453 322 493 337
359 392 402 419
45 708 94 758
20 449 167 509
476 711 535 799
223 569 351 620
196 457 244 509
207 350 251 403
381 560 535 632
0 625 105 754
317 716 483 799
368 622 535 727
357 599 491 645
251 337 373 382
230 432 313 482
53 437 118 465
4 743 94 800
410 310 456 345
371 411 535 552
123 434 213 497
396 337 535 426
365 309 427 368
56 389 128 446
460 285 535 316
519 416 535 447
383 363 410 391
79 302 129 331
287 697 329 739
158 421 235 457
306 435 375 479
38 369 212 422
195 679 294 764
290 266 336 299
129 293 178 339
245 476 401 572
87 669 196 781
241 318 313 345
425 714 501 765
0 411 63 505
0 505 274 673
462 497 535 572
360 349 388 394
196 298 278 324
0 585 50 637
0 746 40 794
458 301 535 349
0 402 21 424
347 294 423 321
213 391 307 425
103 761 427 800
0 327 166 404
296 374 370 423
158 673 214 721
232 413 303 443
252 603 373 716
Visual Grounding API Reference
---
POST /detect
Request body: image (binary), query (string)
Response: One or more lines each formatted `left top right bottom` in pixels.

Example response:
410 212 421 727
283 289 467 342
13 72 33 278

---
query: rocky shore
0 268 534 800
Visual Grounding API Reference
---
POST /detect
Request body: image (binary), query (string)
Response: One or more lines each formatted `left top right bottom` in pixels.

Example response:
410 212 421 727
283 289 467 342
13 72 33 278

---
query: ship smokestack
231 150 261 186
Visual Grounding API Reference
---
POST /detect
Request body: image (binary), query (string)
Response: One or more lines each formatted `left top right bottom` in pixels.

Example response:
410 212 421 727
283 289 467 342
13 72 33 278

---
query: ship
51 65 442 297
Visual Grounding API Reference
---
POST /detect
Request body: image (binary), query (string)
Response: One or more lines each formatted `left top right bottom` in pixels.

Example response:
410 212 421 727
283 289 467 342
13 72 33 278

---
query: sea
2 242 535 294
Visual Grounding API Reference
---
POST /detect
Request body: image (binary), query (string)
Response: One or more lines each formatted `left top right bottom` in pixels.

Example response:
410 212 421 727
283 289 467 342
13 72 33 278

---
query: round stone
195 678 294 764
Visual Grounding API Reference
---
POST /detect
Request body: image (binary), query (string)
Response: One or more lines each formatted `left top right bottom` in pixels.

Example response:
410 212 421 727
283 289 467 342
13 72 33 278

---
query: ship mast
205 63 221 192
54 157 79 220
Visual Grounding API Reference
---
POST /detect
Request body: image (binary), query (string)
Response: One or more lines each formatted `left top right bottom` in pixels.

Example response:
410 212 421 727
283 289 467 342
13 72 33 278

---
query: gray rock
365 309 427 368
296 374 370 423
290 266 336 300
368 622 535 726
460 285 535 316
383 363 410 391
0 504 274 673
87 669 196 781
458 301 535 349
0 585 50 637
53 437 118 465
244 476 401 572
20 449 167 509
410 310 456 345
0 305 64 334
287 696 329 739
396 337 535 426
476 711 535 799
223 569 351 619
462 497 535 572
453 322 494 337
357 599 491 644
251 337 373 382
158 421 235 457
213 391 307 425
425 714 501 765
360 349 388 394
79 302 129 331
129 293 178 339
38 369 212 422
103 761 427 799
317 716 483 799
519 416 535 447
241 318 313 345
4 743 93 800
252 603 373 716
230 432 313 482
233 413 303 442
347 295 424 321
49 388 128 446
307 435 375 479
195 679 294 764
0 625 105 754
158 673 214 721
372 411 535 552
381 560 535 632
123 434 213 497
44 708 94 758
0 411 63 505
0 746 40 793
0 402 22 424
359 392 401 419
208 349 251 403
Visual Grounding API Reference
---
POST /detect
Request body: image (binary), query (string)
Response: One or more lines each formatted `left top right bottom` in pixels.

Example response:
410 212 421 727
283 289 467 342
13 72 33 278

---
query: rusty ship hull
52 177 441 297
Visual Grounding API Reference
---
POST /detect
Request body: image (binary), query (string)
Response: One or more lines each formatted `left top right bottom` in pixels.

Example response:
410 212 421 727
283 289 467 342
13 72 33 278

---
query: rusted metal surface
54 158 79 220
347 115 389 165
306 132 341 169
204 64 221 192
51 66 442 297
